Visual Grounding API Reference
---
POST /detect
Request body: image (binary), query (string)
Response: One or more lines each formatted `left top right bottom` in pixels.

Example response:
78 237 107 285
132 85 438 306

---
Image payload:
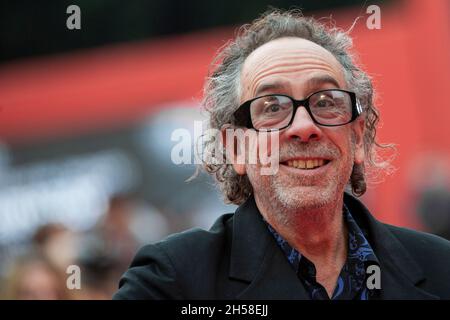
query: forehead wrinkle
251 62 341 84
247 63 343 99
244 46 342 74
242 47 345 100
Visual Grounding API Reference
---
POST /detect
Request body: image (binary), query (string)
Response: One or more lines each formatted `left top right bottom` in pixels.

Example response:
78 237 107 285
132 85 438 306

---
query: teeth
286 159 327 170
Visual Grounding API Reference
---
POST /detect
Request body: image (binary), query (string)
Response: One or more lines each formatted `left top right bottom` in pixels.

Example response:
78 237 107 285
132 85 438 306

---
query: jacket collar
229 193 439 299
229 194 309 299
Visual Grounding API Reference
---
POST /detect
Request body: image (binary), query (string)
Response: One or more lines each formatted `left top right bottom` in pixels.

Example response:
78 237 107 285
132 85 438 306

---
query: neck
256 194 348 271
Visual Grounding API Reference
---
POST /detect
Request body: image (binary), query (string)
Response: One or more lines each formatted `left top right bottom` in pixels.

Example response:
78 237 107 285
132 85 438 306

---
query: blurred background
0 0 449 299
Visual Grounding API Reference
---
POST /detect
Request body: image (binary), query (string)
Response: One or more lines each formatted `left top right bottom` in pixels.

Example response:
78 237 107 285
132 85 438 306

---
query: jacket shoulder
384 223 450 287
385 223 450 256
159 212 233 255
113 213 233 299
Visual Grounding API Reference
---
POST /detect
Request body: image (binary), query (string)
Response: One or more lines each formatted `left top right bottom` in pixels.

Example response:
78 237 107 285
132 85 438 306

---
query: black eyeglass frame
233 89 363 131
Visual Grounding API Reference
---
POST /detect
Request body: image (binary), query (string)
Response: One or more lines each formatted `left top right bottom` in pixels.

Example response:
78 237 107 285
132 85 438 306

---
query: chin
274 185 337 211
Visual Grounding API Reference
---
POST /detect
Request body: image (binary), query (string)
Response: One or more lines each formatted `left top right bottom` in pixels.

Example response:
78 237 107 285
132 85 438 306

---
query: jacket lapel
344 193 439 300
228 195 309 299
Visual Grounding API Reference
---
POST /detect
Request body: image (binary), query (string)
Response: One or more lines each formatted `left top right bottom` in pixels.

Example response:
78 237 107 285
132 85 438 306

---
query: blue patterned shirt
266 204 380 300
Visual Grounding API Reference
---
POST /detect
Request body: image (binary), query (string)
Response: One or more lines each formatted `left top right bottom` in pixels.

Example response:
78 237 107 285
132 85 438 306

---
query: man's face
232 37 364 216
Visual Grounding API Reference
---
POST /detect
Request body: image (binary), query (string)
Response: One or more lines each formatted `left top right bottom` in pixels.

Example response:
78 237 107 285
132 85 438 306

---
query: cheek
328 128 354 156
259 131 280 158
245 163 263 187
244 131 280 165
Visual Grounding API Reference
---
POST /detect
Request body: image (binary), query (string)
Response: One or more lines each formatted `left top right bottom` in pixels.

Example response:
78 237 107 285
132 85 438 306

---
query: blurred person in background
0 224 79 300
32 223 79 273
73 194 170 299
95 196 141 272
409 155 450 240
93 195 171 273
114 9 450 300
73 247 123 300
0 193 169 300
2 253 71 300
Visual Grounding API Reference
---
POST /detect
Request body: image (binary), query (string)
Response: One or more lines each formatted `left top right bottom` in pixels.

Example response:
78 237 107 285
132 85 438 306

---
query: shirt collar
265 204 380 273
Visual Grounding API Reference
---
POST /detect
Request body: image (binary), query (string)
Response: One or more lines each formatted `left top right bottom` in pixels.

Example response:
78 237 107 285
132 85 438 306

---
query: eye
263 102 282 113
250 95 292 120
314 95 336 108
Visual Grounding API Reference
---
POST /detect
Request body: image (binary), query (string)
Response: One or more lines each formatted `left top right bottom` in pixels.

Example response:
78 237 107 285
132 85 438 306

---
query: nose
284 107 323 142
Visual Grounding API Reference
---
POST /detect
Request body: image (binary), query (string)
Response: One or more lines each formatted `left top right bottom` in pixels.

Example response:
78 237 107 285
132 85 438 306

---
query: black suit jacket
113 193 450 300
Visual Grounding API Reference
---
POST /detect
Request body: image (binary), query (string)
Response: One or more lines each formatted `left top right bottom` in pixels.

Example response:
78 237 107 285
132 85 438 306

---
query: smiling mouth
282 159 331 170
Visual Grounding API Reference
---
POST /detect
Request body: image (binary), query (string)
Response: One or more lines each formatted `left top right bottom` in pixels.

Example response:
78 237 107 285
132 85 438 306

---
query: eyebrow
254 75 341 97
306 75 341 91
254 81 288 96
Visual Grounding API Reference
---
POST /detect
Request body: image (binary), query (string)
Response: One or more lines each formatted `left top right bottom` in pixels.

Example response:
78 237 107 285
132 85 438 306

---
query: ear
352 118 365 165
221 125 246 175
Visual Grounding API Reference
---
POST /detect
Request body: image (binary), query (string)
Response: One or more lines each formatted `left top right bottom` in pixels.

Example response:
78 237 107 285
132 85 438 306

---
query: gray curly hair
199 9 395 205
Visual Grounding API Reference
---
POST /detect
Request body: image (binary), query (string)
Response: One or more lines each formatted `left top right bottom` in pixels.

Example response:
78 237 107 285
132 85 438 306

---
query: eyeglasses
233 89 363 131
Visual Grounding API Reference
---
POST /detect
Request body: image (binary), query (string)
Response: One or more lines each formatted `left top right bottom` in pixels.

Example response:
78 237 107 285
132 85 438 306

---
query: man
114 9 450 300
